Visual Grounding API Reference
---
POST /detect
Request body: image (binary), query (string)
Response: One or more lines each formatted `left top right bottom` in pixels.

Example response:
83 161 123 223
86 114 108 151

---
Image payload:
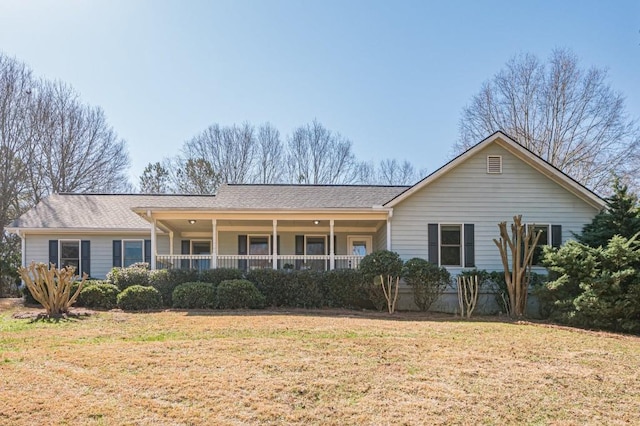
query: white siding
375 222 387 251
24 233 169 279
391 144 600 276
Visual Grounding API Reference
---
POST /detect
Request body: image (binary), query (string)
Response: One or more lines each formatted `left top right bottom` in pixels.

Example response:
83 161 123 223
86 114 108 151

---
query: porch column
169 231 174 255
211 219 218 269
330 219 335 270
386 217 392 251
150 218 157 270
272 219 278 270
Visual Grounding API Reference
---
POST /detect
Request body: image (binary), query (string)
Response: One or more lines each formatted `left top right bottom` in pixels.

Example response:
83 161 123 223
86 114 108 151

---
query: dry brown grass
1 300 639 425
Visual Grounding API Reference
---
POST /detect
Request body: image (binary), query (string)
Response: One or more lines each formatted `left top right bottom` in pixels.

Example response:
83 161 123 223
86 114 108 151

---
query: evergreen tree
577 177 640 247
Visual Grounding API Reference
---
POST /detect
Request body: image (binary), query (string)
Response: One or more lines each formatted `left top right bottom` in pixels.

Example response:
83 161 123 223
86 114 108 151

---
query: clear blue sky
1 0 639 185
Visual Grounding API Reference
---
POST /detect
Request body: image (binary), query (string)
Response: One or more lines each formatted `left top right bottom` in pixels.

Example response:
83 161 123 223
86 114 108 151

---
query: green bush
77 282 119 309
172 282 217 309
199 268 244 285
359 250 404 312
322 269 372 309
107 265 149 290
541 236 640 333
216 279 265 309
116 285 162 311
403 258 451 311
246 269 295 307
148 268 200 307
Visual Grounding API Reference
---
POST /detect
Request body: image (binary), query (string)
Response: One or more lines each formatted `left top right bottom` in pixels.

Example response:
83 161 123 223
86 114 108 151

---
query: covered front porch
143 210 392 272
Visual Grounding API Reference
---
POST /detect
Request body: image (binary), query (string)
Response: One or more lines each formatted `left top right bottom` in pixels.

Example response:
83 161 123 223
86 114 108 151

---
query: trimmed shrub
359 250 404 313
403 258 451 311
107 266 149 290
172 282 217 309
77 282 120 309
117 285 162 311
199 268 243 285
148 268 200 307
322 269 371 309
246 269 295 307
217 279 265 309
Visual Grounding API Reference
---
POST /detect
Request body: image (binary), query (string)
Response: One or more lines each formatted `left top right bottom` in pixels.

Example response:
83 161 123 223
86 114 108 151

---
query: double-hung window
123 240 144 267
60 240 80 272
528 224 550 266
440 225 462 266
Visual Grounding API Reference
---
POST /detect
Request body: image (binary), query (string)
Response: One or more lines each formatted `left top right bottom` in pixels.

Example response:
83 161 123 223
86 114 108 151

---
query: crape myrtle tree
456 48 640 193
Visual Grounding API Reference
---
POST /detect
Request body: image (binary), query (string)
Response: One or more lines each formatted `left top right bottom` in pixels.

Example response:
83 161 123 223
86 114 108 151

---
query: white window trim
347 235 373 256
248 234 271 255
190 239 212 255
438 224 463 267
59 239 81 274
527 224 551 245
122 239 145 267
304 235 328 255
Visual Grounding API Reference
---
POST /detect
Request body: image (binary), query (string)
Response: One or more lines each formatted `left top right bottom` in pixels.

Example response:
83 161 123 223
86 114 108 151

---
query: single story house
7 132 605 311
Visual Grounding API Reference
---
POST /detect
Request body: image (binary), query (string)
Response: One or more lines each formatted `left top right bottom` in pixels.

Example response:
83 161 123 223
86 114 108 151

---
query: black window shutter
144 240 151 264
334 235 338 255
295 235 304 255
464 224 475 267
428 224 439 264
295 235 304 270
181 240 191 269
112 240 122 268
551 225 562 248
81 240 91 277
238 235 247 271
49 240 58 267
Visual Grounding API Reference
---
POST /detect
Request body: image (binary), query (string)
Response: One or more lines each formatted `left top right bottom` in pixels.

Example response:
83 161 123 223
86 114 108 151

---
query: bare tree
183 122 256 184
378 159 421 185
0 53 33 247
32 80 130 199
287 120 358 184
456 49 640 193
173 158 220 194
255 122 284 183
139 162 171 194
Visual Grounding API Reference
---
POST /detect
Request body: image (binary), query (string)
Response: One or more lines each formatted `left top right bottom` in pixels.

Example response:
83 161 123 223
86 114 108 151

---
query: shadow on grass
181 306 522 324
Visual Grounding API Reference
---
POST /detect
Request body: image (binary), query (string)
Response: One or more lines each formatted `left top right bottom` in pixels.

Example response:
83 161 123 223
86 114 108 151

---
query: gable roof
8 185 408 231
384 131 605 209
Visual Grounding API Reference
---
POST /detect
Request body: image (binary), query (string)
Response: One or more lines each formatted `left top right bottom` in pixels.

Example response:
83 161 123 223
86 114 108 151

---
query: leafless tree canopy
456 49 640 193
2 54 130 227
286 120 359 184
139 162 171 194
256 122 284 184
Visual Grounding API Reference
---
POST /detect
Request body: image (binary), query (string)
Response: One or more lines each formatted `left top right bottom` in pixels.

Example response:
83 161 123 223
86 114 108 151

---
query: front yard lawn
1 301 638 425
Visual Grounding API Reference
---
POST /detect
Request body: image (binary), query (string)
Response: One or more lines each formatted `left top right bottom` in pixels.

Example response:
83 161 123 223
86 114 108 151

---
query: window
440 225 462 266
249 235 270 269
528 225 549 266
60 240 80 272
123 240 144 267
305 235 327 271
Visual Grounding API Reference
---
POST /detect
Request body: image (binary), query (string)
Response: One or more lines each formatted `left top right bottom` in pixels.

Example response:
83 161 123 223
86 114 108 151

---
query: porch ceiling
158 218 384 234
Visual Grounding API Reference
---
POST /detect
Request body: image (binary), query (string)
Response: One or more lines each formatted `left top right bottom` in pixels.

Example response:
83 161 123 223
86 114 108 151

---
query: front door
347 236 372 256
192 241 211 270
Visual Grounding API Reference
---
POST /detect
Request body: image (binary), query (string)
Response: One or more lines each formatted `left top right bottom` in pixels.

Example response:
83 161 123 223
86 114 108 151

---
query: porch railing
156 254 364 271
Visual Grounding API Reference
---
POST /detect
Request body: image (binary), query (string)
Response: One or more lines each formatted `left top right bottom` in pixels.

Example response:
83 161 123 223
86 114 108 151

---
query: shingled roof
9 184 408 230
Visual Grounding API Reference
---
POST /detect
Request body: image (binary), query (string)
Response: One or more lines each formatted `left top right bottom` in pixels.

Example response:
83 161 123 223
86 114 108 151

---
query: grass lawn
1 300 639 425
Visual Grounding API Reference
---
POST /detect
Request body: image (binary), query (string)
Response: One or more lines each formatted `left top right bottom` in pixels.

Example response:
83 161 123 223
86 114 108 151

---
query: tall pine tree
577 177 640 247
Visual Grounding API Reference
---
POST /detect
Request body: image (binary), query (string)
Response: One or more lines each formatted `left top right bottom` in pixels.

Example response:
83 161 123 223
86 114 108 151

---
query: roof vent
487 155 502 174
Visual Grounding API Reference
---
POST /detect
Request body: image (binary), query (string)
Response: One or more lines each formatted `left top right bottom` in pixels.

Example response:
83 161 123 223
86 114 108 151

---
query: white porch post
272 219 278 270
386 217 392 251
211 219 218 269
330 219 335 270
169 231 174 255
150 218 157 270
